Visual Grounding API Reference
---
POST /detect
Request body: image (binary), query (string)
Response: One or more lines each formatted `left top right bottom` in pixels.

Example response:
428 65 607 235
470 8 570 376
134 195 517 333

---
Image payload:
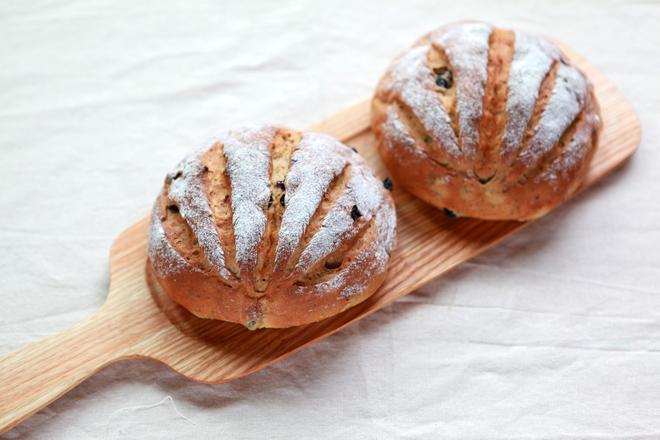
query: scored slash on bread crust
372 21 602 220
148 126 397 329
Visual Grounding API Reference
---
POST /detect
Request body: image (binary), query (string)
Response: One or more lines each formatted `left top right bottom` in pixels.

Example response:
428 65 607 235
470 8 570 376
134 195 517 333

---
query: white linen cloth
1 1 659 438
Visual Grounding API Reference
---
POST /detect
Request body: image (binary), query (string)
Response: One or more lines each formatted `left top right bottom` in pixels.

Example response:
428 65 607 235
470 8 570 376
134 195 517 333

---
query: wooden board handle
0 304 140 434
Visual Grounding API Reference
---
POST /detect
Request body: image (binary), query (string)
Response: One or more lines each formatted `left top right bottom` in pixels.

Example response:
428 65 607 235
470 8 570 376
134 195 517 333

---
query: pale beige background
1 0 659 438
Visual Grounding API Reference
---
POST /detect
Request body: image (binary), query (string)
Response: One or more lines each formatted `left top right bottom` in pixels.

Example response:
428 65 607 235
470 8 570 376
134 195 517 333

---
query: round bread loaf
147 126 397 329
372 22 601 220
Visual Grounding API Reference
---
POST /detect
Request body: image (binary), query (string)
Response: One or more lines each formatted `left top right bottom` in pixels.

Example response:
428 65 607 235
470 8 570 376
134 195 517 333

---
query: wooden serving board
0 44 640 434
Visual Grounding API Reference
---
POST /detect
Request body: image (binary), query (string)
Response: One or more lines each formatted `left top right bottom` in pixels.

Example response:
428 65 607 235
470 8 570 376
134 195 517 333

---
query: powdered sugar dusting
536 108 596 190
221 126 275 270
275 132 348 266
147 204 190 276
297 246 383 298
381 46 461 157
433 22 492 156
502 31 559 158
339 247 389 299
375 199 397 256
167 151 232 279
294 204 395 299
381 106 426 159
294 160 384 274
519 62 587 167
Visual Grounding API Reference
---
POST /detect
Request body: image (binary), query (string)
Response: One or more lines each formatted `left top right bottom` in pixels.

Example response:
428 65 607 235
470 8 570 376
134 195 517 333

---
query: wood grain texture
0 43 640 434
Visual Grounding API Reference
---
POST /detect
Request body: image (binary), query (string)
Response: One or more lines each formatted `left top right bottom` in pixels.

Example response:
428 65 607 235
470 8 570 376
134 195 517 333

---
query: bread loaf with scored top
147 126 397 329
372 21 601 220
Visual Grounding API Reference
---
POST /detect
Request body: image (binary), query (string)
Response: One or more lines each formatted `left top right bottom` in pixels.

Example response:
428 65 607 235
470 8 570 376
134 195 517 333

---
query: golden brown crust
372 22 602 220
147 127 397 329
